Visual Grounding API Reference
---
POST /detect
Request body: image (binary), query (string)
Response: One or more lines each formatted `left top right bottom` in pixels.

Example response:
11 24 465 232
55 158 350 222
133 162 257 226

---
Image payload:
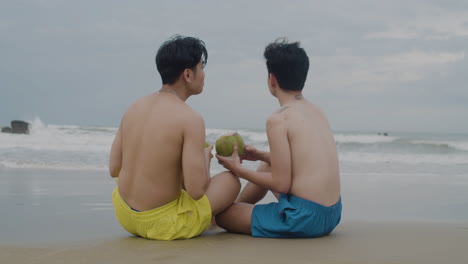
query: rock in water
1 127 12 133
215 133 245 157
11 120 30 134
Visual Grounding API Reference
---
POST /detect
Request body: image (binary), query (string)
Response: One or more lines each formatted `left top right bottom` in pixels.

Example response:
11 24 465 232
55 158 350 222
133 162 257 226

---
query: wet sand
1 168 468 263
2 222 468 264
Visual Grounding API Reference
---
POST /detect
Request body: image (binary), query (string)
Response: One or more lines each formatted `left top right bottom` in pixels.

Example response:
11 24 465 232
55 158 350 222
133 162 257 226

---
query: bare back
116 93 196 211
281 100 341 206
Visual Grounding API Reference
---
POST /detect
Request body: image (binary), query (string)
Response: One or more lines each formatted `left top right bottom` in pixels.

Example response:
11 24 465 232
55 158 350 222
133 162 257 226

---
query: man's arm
109 126 122 178
241 145 271 164
182 114 211 200
218 115 292 193
258 151 271 164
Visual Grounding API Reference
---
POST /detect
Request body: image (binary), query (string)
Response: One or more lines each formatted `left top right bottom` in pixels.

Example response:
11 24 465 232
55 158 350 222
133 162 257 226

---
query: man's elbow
274 180 291 194
185 188 205 201
275 185 290 194
109 165 120 178
185 178 210 201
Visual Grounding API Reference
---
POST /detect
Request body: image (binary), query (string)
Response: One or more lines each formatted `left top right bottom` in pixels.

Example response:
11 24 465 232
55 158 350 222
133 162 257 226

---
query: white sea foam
1 118 468 169
411 140 468 152
0 118 113 170
339 151 468 165
0 117 114 153
334 133 397 144
205 128 235 138
0 159 107 170
237 129 268 142
206 128 268 144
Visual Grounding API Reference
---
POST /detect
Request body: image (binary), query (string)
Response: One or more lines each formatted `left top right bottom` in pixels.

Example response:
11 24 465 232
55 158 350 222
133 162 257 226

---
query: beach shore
2 221 468 264
1 168 467 263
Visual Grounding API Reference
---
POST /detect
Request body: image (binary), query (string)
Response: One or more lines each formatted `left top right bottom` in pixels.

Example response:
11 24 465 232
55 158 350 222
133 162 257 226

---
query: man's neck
277 90 304 106
160 84 189 102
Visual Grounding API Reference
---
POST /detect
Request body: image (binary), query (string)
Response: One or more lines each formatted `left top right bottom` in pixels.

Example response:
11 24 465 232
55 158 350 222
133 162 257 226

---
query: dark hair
264 38 309 91
155 35 208 84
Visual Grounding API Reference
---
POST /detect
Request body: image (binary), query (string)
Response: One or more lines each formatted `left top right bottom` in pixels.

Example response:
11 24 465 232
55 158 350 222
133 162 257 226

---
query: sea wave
0 118 114 153
339 151 468 165
334 134 398 144
206 128 268 144
410 140 468 152
1 118 467 169
0 159 107 171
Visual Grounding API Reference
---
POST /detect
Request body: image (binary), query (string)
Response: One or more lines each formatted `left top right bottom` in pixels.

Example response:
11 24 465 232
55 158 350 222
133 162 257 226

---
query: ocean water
1 117 467 174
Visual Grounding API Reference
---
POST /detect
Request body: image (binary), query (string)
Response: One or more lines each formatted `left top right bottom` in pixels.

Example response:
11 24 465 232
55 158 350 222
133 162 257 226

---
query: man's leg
205 171 241 216
215 202 254 235
236 162 271 203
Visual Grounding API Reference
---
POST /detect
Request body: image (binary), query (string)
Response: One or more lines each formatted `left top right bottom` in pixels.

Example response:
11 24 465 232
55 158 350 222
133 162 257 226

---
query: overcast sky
1 0 467 133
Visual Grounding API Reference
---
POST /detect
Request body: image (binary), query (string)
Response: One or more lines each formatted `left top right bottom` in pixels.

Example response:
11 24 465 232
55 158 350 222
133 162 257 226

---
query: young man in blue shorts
215 39 342 238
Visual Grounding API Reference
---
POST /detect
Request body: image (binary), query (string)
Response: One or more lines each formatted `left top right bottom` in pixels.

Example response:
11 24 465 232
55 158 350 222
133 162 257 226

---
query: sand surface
2 221 468 264
2 168 468 263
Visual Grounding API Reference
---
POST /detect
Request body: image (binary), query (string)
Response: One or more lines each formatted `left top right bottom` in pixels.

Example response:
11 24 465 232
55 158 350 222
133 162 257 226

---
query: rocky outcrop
1 120 30 134
11 120 30 134
1 126 12 133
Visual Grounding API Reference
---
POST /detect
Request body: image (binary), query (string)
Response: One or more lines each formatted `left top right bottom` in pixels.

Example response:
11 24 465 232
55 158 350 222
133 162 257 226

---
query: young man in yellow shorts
109 35 240 240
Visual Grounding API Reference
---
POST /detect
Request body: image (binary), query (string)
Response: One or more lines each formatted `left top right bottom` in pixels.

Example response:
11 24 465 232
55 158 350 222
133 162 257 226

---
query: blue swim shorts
251 194 342 238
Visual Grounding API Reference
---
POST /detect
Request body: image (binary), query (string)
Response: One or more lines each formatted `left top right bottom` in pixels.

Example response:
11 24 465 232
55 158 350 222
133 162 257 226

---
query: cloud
309 50 465 92
382 51 465 66
364 10 468 40
1 0 467 133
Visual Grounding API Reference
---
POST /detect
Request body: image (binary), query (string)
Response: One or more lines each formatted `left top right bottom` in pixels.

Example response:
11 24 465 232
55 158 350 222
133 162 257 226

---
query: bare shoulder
309 102 332 124
180 107 205 133
275 105 292 114
309 102 326 115
125 94 154 114
268 104 294 124
182 104 203 121
266 110 287 130
119 95 151 124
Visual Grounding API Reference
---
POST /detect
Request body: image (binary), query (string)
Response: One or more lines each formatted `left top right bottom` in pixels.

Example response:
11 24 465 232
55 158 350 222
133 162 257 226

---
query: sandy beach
2 222 468 264
1 168 468 263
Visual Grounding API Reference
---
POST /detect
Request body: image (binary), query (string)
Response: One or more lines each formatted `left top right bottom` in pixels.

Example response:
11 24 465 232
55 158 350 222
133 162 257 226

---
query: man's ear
183 69 192 83
269 73 278 88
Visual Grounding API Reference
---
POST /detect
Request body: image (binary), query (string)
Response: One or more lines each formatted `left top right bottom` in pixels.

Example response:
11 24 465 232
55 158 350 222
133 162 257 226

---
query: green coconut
215 133 245 157
204 142 210 148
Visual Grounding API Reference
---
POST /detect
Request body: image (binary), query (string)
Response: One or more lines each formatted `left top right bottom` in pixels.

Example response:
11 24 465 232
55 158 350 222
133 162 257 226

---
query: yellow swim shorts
112 187 212 240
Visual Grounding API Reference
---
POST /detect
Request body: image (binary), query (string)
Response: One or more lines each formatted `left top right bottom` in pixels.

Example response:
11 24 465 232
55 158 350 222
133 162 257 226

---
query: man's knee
215 203 253 235
217 171 241 189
